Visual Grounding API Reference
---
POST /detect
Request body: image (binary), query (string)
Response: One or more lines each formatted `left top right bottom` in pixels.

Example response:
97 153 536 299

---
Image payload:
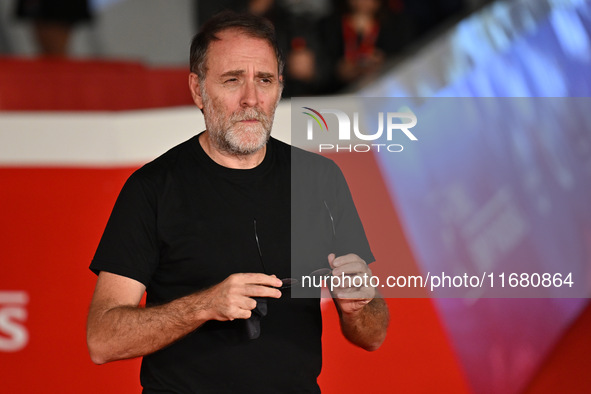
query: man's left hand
328 253 375 315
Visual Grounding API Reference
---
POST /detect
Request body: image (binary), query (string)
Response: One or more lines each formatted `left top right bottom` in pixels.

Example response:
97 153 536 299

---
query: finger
331 276 376 293
222 303 253 321
243 297 257 311
244 284 282 299
233 297 257 314
231 308 252 320
332 287 375 300
334 296 373 308
327 253 336 269
331 274 367 289
232 273 283 288
332 263 371 277
331 253 365 268
332 279 369 291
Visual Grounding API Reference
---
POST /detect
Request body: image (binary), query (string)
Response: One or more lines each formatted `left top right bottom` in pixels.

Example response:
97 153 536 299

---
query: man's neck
199 131 267 169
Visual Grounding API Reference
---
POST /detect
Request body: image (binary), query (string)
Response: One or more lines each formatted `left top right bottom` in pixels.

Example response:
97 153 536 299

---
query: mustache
229 107 268 123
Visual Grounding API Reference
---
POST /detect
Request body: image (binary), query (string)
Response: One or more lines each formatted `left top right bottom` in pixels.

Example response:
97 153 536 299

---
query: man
87 11 388 393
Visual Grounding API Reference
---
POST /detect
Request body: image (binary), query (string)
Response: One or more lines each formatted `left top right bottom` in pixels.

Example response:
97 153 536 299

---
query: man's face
193 29 282 156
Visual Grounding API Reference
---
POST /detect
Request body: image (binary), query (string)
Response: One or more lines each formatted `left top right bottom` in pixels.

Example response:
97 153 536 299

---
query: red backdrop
1 58 589 393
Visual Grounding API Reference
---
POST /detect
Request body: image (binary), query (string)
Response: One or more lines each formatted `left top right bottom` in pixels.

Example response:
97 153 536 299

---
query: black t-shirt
91 134 373 393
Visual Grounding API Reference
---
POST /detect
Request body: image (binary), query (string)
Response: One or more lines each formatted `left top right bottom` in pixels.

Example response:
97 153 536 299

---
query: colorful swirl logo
302 107 329 132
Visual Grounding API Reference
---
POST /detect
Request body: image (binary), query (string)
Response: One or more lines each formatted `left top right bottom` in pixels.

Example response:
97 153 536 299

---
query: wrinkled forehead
204 28 279 75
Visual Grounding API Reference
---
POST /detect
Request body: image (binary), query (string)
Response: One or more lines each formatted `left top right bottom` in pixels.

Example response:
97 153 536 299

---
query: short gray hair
189 11 285 81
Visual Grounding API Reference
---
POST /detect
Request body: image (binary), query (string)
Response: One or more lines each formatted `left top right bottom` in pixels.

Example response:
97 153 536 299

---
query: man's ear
188 73 204 110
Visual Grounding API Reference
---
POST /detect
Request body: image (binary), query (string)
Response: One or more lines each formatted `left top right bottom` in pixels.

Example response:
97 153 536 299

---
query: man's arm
86 271 282 364
334 296 389 351
328 254 389 351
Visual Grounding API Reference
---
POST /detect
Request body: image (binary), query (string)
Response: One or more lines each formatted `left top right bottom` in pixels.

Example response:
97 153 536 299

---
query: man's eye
224 78 238 84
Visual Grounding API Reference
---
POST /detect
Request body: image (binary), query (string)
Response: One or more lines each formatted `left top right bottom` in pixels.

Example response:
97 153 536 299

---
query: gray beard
208 111 271 155
201 89 276 156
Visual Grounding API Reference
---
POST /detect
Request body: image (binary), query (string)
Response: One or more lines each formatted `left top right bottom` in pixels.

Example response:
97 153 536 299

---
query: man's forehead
206 29 278 71
213 27 263 42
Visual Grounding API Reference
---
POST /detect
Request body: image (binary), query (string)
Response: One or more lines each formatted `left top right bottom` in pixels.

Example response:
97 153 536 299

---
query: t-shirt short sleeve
330 161 375 265
90 171 159 286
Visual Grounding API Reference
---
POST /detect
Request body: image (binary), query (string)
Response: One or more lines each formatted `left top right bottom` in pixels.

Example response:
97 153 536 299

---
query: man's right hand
200 273 282 321
87 271 282 364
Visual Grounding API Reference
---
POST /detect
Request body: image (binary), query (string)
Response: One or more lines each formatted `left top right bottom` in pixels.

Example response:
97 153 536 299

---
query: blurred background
0 0 486 96
1 0 590 393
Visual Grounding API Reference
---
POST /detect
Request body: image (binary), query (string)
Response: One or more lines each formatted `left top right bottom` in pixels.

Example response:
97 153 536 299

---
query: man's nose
240 80 259 108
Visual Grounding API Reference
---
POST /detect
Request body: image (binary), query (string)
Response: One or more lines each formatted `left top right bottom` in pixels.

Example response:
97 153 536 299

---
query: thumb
327 253 336 269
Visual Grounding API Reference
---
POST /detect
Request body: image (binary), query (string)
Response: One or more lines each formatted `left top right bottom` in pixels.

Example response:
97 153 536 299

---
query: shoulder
279 140 346 194
270 137 340 172
289 143 342 175
131 135 200 183
115 135 201 204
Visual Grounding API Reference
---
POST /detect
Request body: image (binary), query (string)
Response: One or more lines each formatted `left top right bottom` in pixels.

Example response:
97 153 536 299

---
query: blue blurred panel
363 0 591 391
374 96 591 391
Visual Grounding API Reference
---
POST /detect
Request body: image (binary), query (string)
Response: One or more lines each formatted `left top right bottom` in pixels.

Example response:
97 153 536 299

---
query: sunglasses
246 201 335 338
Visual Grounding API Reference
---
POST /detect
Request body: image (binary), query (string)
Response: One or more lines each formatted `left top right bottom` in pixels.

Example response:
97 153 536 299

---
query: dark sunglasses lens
280 277 298 289
310 268 332 277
